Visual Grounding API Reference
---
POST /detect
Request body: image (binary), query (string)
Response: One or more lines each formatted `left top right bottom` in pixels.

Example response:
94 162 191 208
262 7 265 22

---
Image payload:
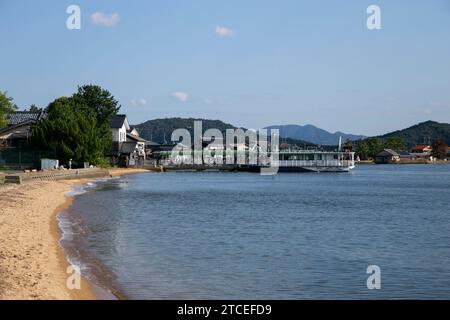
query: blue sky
1 0 449 136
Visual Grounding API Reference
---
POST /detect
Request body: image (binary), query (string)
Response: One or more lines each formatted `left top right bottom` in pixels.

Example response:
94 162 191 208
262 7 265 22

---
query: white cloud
172 91 189 102
130 98 147 107
215 26 234 37
90 12 120 27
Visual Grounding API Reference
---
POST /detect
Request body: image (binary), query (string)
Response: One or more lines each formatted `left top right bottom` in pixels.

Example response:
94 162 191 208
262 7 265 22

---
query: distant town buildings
374 144 448 164
410 145 432 157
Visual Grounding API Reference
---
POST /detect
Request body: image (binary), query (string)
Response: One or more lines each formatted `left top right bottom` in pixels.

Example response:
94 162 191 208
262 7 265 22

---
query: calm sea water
59 165 450 299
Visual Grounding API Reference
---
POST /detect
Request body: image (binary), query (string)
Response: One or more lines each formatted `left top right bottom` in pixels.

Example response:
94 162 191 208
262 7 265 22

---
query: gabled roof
110 114 129 129
126 133 146 142
377 149 400 157
0 120 35 134
7 111 44 126
0 120 35 139
411 145 431 151
127 127 139 134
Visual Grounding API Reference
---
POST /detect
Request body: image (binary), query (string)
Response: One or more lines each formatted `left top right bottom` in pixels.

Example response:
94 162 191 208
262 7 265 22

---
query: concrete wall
3 168 109 184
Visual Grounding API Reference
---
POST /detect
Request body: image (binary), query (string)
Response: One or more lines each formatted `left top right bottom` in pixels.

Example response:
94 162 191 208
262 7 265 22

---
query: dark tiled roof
7 111 43 126
377 149 400 157
110 114 127 128
0 121 34 135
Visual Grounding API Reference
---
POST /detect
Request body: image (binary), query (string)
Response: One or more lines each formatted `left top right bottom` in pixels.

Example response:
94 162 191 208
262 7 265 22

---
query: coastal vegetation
355 137 405 160
31 85 120 165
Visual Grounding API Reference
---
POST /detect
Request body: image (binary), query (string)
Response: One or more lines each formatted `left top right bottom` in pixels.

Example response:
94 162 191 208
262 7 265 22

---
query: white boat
255 150 356 173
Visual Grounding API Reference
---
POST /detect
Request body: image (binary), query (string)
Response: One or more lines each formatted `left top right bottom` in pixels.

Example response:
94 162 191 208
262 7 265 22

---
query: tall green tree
72 85 120 154
73 85 121 126
384 137 405 151
355 140 370 160
0 91 17 128
366 138 383 158
355 138 384 160
32 97 111 165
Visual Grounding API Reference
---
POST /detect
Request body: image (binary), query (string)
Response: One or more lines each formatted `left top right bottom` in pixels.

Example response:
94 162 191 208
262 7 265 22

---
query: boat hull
241 165 353 173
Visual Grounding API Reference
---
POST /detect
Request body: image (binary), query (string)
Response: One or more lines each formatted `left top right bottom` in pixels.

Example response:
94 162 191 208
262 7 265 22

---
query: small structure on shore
109 114 147 167
374 149 401 164
411 145 432 159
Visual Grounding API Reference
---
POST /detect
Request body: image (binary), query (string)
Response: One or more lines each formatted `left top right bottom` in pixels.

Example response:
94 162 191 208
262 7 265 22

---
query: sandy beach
0 168 149 300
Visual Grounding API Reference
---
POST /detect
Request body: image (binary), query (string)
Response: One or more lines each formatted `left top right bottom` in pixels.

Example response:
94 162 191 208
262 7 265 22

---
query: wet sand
0 168 149 300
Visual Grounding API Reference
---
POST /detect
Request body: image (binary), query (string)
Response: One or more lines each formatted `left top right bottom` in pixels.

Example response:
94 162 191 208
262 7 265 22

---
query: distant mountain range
264 124 365 145
377 120 450 149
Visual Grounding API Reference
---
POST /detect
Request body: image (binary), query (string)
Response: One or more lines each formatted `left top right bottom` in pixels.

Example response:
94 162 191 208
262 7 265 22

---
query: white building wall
112 124 128 143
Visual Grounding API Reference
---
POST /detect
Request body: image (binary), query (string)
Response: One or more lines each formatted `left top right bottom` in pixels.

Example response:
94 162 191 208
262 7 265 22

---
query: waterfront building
0 111 45 149
374 149 401 164
411 145 432 159
109 114 147 167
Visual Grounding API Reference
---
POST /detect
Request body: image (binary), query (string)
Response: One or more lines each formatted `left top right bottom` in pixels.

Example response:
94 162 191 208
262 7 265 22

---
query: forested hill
133 118 243 144
133 117 314 146
379 121 450 149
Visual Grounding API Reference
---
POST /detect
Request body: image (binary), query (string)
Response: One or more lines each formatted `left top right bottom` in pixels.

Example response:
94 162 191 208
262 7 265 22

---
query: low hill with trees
379 121 450 149
134 118 315 146
355 121 450 159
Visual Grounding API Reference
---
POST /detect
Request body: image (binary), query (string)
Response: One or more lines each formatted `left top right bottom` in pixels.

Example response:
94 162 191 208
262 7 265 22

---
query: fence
0 149 43 170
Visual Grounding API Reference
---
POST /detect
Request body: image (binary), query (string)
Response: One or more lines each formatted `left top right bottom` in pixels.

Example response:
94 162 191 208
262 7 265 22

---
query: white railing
271 160 354 167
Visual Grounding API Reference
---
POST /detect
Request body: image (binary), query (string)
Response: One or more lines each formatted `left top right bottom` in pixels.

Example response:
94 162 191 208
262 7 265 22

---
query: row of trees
32 85 121 165
353 137 405 160
1 85 121 166
354 136 449 160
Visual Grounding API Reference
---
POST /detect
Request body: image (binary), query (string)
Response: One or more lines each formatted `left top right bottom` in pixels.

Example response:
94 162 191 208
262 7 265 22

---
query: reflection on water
61 165 450 299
